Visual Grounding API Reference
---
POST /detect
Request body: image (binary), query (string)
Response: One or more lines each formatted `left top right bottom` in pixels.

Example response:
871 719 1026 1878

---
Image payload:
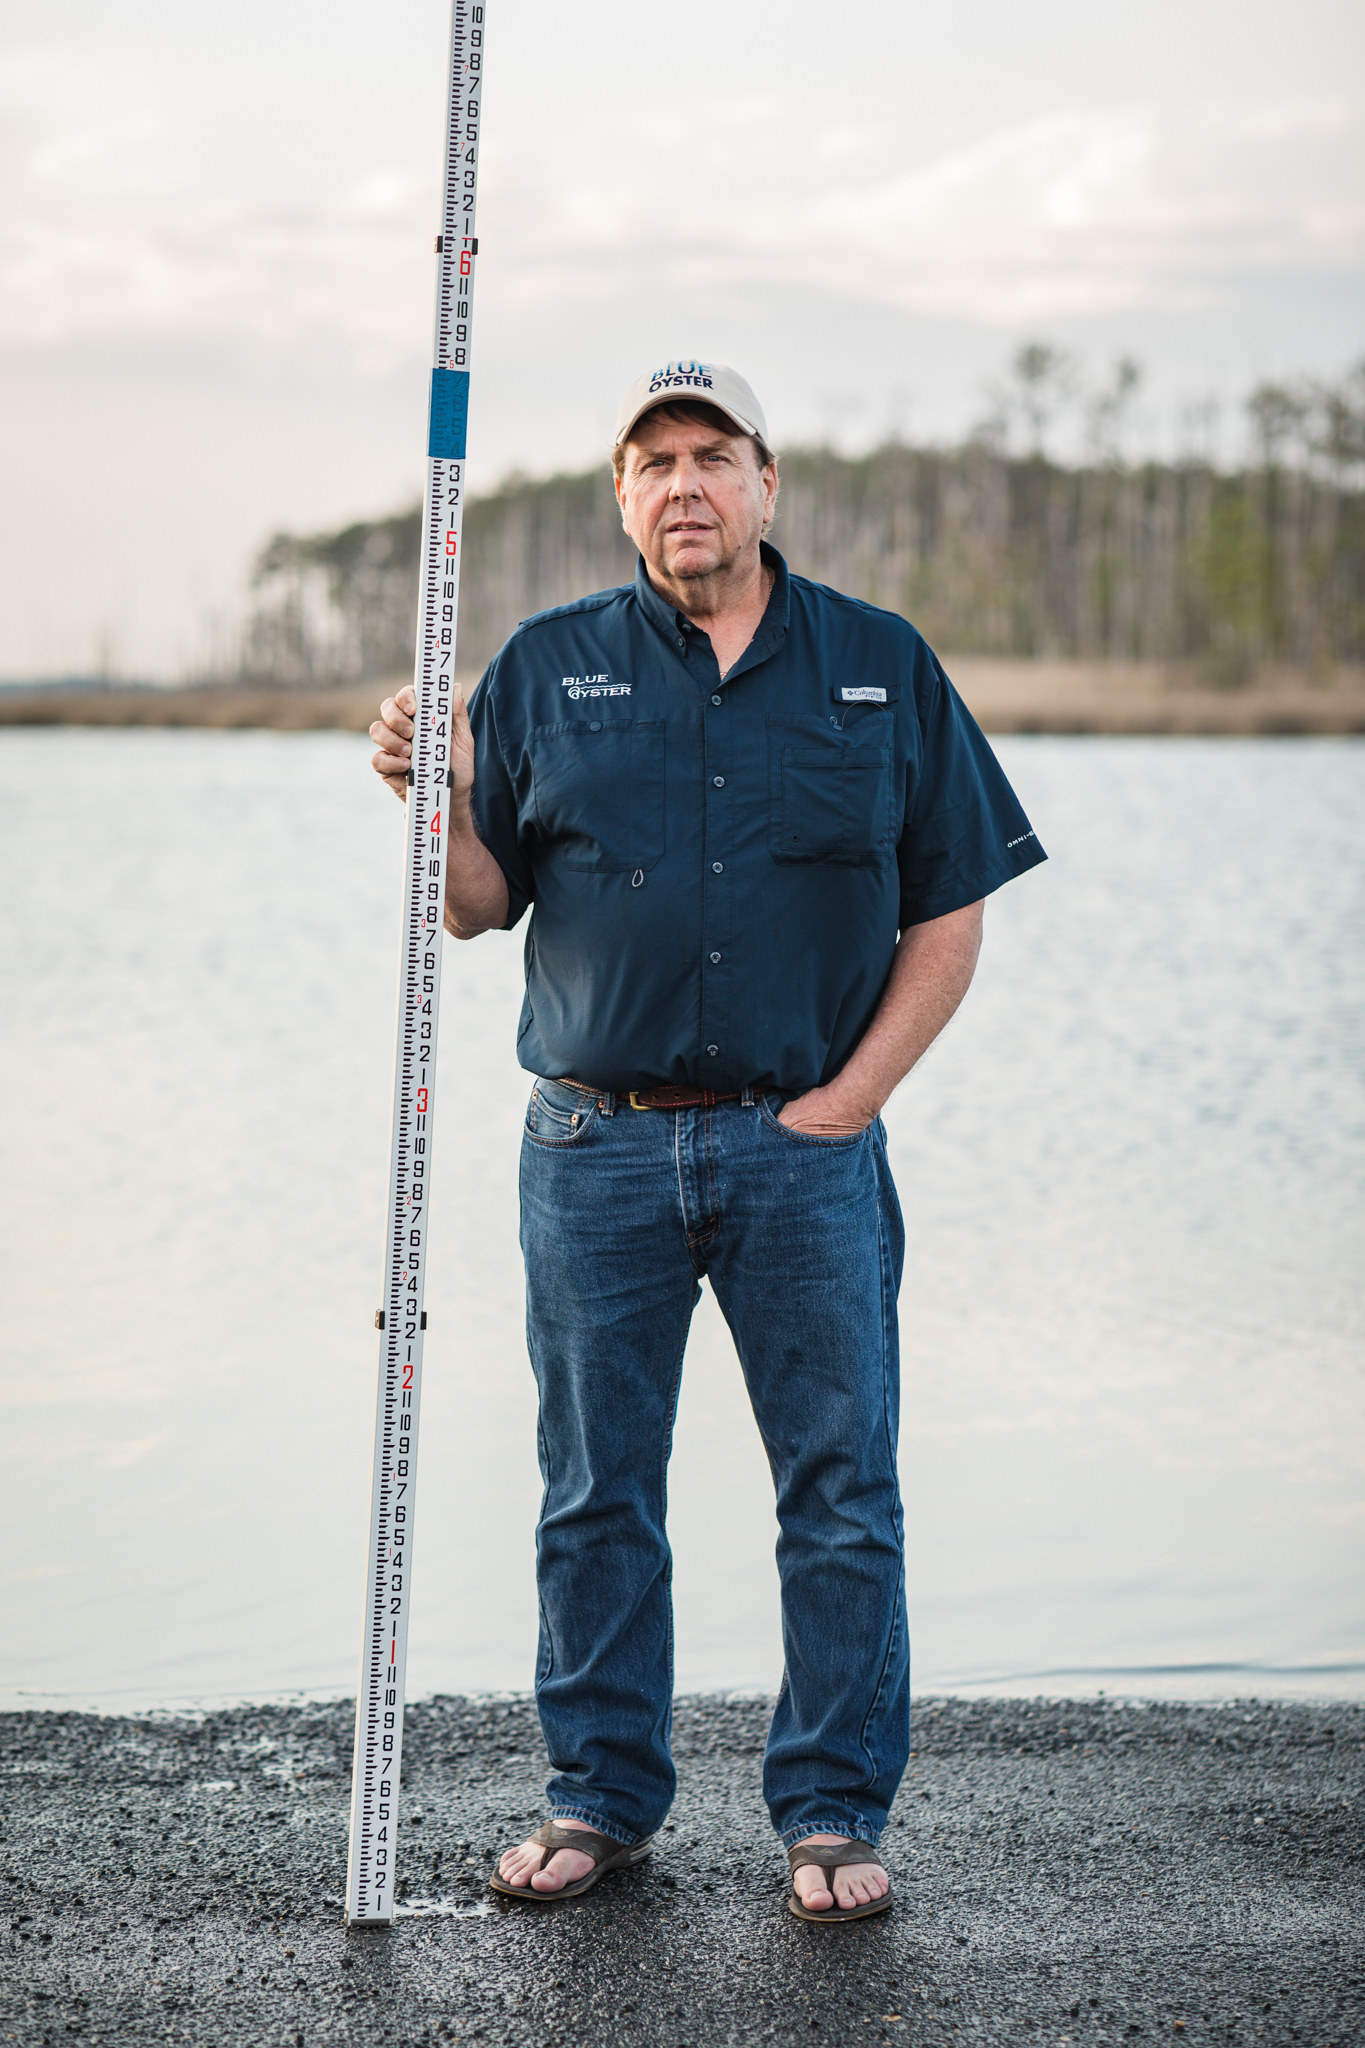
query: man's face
615 414 778 586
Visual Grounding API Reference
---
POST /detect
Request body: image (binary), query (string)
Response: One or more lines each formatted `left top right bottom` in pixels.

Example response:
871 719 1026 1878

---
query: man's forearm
833 900 984 1118
782 900 984 1133
444 798 511 939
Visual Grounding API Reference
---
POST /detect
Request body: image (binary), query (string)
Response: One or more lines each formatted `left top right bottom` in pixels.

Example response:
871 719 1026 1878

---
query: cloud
1 50 1359 354
0 50 431 358
489 97 1365 324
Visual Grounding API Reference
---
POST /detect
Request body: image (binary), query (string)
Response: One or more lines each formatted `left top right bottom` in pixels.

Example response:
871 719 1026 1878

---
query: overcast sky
2 0 1362 677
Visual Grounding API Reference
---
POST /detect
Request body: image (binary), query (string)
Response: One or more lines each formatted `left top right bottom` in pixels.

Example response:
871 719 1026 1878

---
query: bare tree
1009 341 1078 458
1086 357 1143 465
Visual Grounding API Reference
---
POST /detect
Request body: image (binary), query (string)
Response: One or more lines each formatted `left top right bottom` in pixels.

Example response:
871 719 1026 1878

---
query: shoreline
2 1693 1361 2046
2 661 1364 736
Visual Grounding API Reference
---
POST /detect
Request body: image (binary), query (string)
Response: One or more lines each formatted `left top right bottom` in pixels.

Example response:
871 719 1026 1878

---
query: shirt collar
633 541 791 674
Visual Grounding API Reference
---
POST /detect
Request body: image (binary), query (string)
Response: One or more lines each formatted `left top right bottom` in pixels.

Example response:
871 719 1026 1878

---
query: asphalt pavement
2 1695 1361 2048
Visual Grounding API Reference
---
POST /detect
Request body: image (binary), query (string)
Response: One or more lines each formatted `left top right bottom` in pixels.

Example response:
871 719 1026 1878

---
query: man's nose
669 463 703 499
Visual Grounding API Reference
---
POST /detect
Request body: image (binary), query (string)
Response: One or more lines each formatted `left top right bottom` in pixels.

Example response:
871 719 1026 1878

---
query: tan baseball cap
614 360 769 448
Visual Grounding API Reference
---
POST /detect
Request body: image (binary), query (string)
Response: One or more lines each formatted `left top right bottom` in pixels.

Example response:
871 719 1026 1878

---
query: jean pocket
523 1079 601 1147
758 1093 867 1147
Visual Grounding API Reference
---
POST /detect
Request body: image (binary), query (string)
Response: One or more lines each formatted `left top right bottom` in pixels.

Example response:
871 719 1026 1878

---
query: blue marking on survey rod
429 368 470 460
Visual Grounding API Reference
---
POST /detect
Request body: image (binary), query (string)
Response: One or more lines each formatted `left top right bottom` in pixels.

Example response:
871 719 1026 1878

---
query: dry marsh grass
4 664 1363 736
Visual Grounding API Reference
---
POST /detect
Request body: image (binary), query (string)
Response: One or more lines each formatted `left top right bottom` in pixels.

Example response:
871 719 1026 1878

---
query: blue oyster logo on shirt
561 675 631 700
648 360 714 394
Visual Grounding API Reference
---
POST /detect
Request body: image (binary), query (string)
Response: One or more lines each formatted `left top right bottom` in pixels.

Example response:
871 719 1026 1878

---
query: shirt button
712 775 725 788
711 693 722 706
711 861 724 874
589 720 602 732
709 951 722 964
677 637 686 650
706 1044 719 1057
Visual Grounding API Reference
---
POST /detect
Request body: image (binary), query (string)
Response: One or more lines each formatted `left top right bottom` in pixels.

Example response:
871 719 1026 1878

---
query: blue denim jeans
519 1079 909 1849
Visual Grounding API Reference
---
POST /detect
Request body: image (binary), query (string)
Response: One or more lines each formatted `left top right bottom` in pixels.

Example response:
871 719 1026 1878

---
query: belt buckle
628 1091 653 1111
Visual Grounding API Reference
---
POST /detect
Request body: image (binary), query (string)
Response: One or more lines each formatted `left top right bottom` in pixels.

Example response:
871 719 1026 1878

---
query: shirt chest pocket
767 719 895 867
530 719 667 872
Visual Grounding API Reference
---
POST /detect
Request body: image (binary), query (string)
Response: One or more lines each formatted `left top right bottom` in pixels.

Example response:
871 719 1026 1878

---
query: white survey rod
345 0 488 1927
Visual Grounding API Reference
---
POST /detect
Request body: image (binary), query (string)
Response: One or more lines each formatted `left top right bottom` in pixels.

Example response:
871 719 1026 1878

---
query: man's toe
531 1850 593 1892
830 1865 885 1908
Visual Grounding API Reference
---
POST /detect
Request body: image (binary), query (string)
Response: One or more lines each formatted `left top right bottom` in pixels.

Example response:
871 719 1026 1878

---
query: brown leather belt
560 1078 743 1112
627 1086 742 1111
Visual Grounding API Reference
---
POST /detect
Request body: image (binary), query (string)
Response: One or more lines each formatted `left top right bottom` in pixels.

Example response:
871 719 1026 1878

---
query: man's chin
662 546 725 581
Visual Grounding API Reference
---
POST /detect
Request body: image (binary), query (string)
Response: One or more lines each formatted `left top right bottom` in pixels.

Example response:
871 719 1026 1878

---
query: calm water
1 730 1362 1711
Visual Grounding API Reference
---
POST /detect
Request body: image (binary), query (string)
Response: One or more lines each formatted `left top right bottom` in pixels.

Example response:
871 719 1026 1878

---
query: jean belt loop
599 1090 616 1117
741 1083 755 1108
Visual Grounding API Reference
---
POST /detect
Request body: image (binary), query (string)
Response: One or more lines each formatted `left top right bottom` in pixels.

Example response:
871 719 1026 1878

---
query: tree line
237 358 1365 687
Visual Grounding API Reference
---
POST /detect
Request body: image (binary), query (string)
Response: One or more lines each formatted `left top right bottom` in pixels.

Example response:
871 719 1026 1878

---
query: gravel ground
2 1696 1361 2048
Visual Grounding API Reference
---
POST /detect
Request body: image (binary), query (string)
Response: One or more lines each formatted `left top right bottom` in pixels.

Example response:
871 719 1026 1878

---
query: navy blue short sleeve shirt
467 543 1045 1095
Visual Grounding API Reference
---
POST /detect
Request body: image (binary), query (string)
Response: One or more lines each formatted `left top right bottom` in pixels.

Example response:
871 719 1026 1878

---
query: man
370 360 1045 1922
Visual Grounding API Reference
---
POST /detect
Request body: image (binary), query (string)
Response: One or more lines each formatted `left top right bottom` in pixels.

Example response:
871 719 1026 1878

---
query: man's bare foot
791 1833 890 1913
496 1818 601 1894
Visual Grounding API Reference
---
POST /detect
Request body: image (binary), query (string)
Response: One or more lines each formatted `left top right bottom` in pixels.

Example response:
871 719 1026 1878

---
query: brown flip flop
787 1839 893 1923
488 1820 652 1903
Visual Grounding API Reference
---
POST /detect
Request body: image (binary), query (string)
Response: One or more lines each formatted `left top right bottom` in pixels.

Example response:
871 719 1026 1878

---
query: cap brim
614 392 760 447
